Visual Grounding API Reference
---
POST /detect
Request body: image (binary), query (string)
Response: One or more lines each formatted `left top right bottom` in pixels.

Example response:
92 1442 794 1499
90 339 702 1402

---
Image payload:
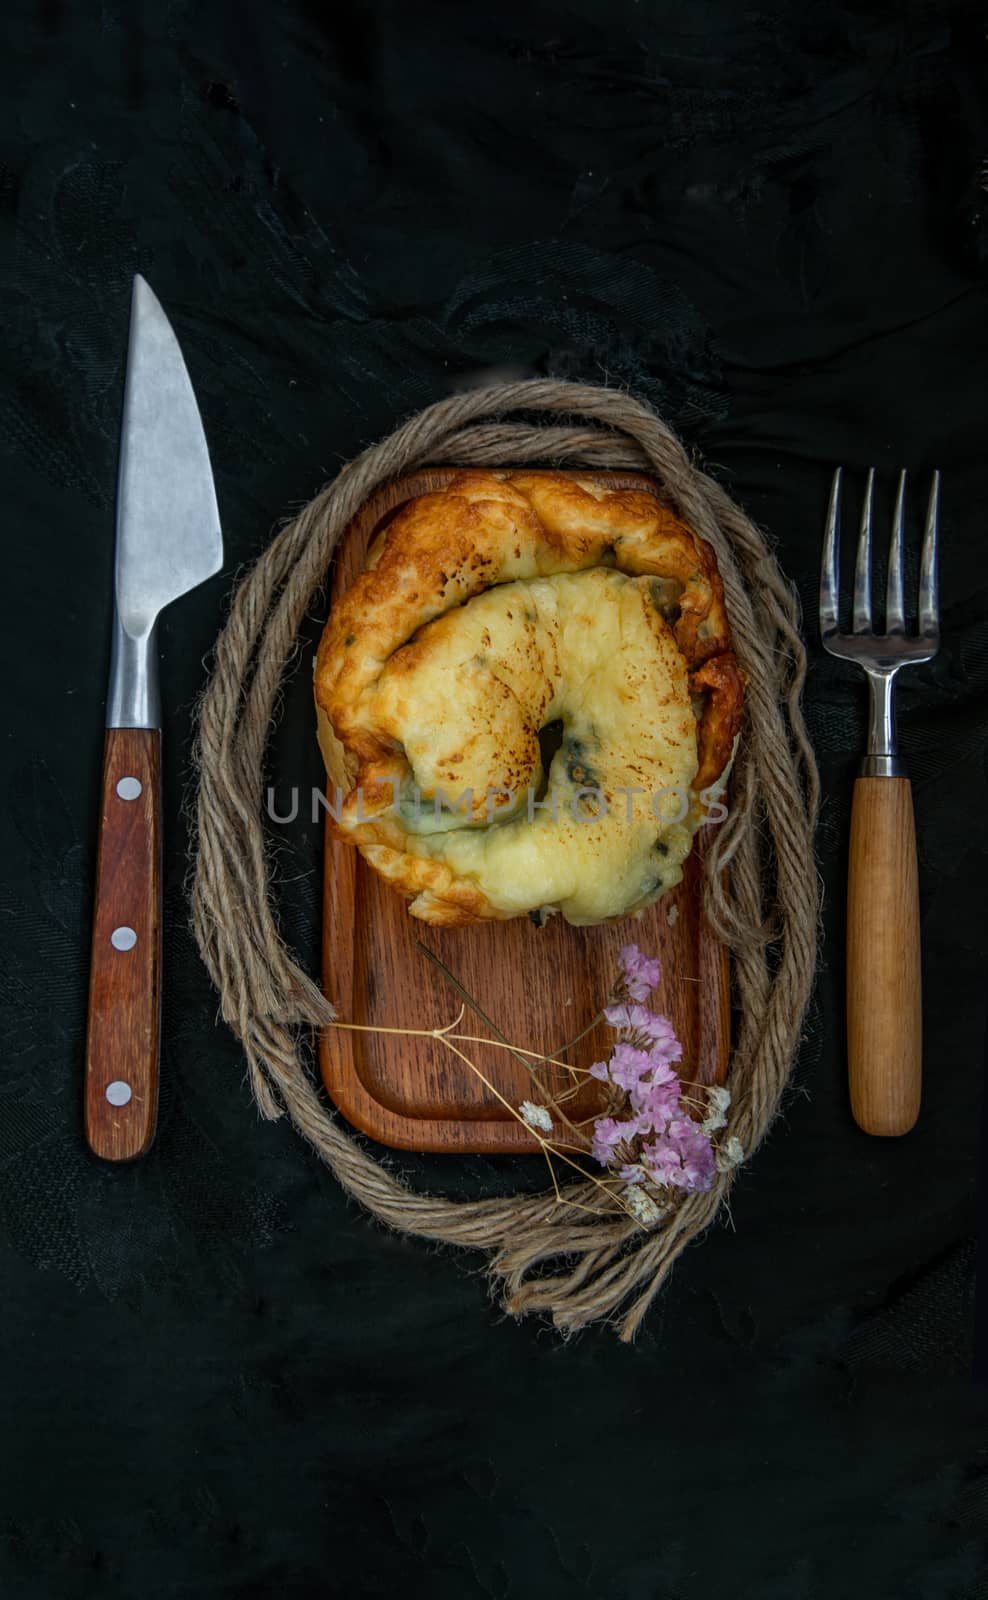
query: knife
85 276 223 1162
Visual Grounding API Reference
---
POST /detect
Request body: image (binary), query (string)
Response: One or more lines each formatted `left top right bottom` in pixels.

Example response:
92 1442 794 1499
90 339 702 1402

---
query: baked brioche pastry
315 471 742 926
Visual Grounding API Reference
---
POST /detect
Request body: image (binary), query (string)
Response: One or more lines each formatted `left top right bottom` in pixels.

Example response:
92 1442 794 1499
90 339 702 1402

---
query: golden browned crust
315 470 742 924
690 653 745 794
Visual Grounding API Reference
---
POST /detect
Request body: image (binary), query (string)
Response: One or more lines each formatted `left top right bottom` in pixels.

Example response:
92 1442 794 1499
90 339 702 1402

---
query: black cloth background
2 4 987 1596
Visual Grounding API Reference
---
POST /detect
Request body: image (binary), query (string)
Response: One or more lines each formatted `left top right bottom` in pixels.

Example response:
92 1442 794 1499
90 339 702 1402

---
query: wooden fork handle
846 776 922 1136
85 727 162 1161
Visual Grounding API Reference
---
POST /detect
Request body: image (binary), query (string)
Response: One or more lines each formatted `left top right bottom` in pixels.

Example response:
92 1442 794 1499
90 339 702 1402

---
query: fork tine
820 467 841 640
852 467 874 633
918 470 941 643
886 469 907 634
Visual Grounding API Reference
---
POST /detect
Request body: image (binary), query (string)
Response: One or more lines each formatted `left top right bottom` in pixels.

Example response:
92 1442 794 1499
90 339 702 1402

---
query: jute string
191 381 819 1341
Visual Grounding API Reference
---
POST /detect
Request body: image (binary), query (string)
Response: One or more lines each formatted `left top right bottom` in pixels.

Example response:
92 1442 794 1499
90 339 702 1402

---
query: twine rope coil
191 381 819 1341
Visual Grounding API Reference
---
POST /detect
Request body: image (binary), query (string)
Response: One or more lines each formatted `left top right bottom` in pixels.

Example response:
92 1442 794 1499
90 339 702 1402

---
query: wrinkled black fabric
1 4 987 1596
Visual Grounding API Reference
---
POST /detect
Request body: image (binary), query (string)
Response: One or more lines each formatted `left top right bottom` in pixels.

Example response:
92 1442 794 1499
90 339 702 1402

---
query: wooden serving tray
319 469 730 1153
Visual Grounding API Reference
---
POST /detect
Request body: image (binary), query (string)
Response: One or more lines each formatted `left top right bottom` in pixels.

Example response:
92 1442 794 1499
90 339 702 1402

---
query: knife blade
85 276 223 1162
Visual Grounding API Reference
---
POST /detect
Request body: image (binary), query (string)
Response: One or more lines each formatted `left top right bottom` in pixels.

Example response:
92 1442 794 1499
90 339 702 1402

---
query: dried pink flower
618 1163 647 1185
604 1003 682 1062
586 944 726 1211
642 1118 717 1193
679 1133 716 1192
590 1116 625 1148
630 1075 680 1128
607 1043 654 1091
590 1116 630 1165
618 944 661 1001
603 1001 640 1033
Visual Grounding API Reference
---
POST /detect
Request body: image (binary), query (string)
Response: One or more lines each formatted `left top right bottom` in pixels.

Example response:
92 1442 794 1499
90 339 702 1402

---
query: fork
820 466 941 1137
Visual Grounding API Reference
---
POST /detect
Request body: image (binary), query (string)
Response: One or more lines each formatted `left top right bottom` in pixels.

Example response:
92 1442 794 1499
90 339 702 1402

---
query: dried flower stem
438 1038 637 1221
329 1014 588 1075
417 940 586 1098
328 1013 636 1223
329 944 734 1230
413 943 601 1143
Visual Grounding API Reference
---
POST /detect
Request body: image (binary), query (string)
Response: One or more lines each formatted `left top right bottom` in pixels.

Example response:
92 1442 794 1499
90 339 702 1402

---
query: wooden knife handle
846 776 922 1137
85 727 162 1161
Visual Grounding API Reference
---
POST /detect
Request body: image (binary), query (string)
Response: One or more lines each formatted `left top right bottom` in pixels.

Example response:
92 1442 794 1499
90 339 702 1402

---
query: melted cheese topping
358 568 698 924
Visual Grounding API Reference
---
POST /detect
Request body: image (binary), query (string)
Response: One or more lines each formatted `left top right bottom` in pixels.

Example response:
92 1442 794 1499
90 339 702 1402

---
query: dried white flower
519 1099 553 1133
623 1185 666 1226
666 902 679 927
701 1083 732 1134
715 1135 745 1172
